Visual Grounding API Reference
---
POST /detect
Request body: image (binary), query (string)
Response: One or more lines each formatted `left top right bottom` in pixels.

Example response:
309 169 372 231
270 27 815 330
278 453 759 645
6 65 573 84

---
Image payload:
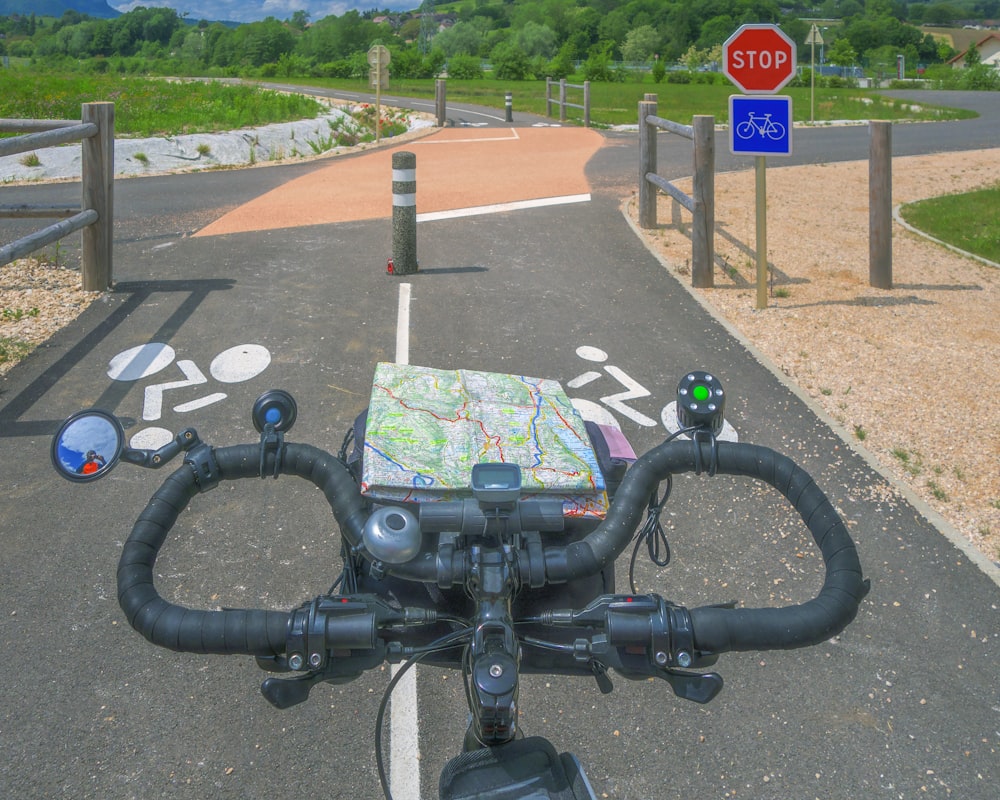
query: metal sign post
729 95 792 308
723 24 796 309
806 24 824 123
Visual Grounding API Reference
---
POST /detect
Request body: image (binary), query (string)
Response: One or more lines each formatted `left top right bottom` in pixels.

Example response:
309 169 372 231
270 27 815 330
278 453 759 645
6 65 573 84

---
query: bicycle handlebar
117 438 867 659
117 443 364 656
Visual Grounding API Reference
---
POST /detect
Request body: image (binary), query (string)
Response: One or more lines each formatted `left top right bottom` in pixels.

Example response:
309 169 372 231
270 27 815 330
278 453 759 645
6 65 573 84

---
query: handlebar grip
687 443 868 652
563 440 867 653
117 443 369 657
117 466 289 655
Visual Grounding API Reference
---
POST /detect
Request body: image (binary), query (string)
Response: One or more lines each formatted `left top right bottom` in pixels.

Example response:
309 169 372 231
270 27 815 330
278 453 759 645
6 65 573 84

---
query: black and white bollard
505 92 513 123
391 151 417 275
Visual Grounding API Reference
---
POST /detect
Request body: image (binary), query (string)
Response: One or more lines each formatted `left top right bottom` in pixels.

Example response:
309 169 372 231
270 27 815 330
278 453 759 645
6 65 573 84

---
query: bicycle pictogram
735 112 786 141
105 342 271 449
566 345 738 441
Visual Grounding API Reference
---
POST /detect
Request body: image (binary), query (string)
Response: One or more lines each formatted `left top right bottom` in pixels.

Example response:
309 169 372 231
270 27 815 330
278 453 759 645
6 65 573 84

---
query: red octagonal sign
723 24 797 94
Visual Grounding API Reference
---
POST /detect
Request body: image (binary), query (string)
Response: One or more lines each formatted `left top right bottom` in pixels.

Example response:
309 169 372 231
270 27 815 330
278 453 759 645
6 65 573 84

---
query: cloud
111 1 414 25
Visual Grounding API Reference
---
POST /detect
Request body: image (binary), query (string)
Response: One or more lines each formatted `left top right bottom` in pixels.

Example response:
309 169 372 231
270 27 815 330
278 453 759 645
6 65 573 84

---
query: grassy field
1 70 976 133
0 72 324 137
296 76 976 126
900 183 1000 264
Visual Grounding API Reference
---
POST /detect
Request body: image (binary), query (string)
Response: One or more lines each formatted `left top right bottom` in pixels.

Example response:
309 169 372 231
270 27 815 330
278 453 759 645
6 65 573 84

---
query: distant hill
0 0 120 18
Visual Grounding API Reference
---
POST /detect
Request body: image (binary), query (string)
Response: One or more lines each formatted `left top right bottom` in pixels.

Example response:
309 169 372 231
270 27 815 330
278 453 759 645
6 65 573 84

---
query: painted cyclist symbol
106 342 271 449
566 346 658 428
566 346 738 441
735 112 786 141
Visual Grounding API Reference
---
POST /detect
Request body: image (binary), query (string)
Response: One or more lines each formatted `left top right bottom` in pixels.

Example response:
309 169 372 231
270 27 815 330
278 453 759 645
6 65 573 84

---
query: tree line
1 1 997 81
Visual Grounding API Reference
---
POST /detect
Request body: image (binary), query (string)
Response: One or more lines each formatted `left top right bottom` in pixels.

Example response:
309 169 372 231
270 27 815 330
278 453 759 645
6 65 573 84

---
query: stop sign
723 24 797 94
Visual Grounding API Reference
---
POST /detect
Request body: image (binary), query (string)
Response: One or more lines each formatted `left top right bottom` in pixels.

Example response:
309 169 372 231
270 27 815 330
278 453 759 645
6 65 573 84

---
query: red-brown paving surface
193 126 605 237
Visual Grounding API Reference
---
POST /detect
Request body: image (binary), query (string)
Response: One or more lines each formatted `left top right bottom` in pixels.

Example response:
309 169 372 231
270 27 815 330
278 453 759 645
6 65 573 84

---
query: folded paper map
361 363 608 517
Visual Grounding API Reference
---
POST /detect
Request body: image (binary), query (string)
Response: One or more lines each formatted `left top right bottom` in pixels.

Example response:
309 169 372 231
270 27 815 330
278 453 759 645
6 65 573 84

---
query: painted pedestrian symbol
106 342 271 449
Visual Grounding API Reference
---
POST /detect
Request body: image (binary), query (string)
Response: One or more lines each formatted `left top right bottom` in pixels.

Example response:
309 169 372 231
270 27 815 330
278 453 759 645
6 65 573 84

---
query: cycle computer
471 462 522 506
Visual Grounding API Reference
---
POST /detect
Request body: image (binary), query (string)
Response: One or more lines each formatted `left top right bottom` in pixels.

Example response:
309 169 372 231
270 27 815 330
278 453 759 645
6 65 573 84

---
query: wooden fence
545 78 591 127
0 102 114 291
638 95 715 288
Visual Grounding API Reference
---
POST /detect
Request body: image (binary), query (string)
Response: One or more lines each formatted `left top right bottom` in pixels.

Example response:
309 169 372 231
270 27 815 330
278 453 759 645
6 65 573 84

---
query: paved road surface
1 91 997 800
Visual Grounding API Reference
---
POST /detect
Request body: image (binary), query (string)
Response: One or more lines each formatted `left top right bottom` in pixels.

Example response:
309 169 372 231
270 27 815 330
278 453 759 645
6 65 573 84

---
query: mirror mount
52 411 217 487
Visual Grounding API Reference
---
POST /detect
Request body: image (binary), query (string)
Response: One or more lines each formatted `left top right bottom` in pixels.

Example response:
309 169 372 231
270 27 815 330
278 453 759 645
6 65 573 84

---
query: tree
964 42 982 68
621 24 659 63
827 37 858 71
433 21 483 56
517 22 557 59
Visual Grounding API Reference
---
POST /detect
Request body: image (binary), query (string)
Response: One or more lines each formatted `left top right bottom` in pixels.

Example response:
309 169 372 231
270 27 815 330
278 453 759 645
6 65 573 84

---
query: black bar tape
551 440 866 652
117 442 372 657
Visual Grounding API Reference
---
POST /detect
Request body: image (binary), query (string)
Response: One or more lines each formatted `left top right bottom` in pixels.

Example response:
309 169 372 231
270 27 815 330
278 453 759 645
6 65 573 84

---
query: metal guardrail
0 102 114 291
545 78 591 127
637 95 715 288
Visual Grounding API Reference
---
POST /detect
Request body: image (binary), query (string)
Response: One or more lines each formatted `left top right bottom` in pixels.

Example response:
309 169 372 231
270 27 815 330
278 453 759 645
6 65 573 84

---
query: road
0 91 997 800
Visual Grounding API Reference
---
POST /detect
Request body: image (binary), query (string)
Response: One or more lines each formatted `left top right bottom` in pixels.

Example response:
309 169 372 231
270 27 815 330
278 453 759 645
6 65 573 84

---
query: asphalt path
1 91 998 799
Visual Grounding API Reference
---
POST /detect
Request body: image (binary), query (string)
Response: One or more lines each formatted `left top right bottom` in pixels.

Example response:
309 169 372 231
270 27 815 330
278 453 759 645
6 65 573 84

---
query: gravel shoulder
627 147 1000 563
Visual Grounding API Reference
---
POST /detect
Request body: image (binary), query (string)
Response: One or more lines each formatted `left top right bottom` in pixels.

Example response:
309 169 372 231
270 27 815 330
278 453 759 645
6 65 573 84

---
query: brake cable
375 627 474 800
627 426 713 593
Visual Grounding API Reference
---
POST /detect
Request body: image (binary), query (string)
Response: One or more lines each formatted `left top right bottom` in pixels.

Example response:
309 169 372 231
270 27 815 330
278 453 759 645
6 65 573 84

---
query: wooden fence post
435 79 446 127
869 120 892 289
638 97 657 230
81 102 114 291
691 115 715 288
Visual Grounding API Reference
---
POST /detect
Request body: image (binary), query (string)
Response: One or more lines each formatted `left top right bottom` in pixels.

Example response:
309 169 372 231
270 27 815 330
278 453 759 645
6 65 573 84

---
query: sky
111 1 417 25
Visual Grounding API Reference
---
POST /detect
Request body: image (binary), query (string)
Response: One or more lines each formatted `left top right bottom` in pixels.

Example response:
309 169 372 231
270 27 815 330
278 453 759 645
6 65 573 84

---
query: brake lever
260 671 329 709
655 667 724 704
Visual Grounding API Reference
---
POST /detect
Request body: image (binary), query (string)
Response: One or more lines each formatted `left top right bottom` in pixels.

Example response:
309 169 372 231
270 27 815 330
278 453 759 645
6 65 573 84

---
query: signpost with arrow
806 24 824 124
368 44 391 144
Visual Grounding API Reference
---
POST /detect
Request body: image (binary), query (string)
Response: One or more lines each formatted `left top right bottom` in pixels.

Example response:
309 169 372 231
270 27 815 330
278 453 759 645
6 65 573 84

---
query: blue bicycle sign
729 95 793 157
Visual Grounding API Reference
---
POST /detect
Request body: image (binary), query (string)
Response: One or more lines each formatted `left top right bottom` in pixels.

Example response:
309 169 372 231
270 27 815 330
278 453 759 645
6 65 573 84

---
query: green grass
0 72 324 137
900 183 1000 264
0 68 977 142
0 336 33 365
292 76 975 127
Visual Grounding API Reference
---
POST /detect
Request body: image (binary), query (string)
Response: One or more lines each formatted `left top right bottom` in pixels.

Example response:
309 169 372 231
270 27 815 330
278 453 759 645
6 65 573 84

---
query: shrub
447 54 483 80
491 42 531 81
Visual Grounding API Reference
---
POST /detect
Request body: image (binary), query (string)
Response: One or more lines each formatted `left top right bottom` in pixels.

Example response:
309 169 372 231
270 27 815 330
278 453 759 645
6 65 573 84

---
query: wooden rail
638 95 715 288
0 102 114 291
545 78 591 127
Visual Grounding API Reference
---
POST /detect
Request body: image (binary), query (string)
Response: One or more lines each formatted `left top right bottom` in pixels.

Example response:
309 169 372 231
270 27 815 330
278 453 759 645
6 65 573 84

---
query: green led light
692 384 710 402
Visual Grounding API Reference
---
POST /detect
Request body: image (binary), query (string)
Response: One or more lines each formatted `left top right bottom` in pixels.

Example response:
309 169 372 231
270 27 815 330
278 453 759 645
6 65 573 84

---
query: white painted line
414 128 519 145
173 392 228 414
390 664 421 800
143 360 208 421
390 281 420 800
396 282 411 367
418 193 591 223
